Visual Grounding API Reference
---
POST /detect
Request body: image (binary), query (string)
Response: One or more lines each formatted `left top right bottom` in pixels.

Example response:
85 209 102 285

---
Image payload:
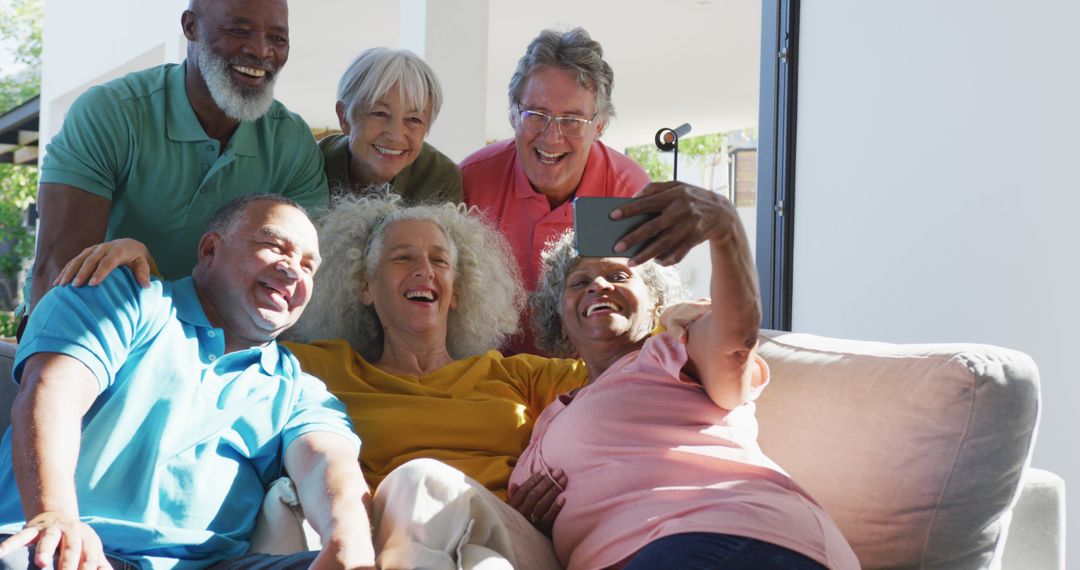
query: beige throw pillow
755 331 1039 569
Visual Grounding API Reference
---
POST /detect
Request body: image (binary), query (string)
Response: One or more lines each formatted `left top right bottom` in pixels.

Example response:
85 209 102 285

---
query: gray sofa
0 335 1066 569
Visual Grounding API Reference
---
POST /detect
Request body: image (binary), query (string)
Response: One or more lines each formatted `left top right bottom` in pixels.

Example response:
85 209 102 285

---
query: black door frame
756 0 799 331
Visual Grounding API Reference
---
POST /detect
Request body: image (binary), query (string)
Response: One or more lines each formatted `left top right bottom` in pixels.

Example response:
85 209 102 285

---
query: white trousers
374 459 562 570
249 459 562 570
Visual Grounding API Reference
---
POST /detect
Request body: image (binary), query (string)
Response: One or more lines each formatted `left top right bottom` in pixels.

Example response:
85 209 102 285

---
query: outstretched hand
611 181 740 267
508 469 568 535
53 238 155 289
0 512 111 570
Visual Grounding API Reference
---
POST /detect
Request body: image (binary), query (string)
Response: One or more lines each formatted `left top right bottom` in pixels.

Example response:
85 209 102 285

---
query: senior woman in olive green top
323 47 462 205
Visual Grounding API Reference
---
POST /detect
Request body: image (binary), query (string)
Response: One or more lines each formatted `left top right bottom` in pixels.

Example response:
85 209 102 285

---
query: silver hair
529 231 686 358
507 28 616 125
337 47 443 128
196 42 277 122
288 189 524 361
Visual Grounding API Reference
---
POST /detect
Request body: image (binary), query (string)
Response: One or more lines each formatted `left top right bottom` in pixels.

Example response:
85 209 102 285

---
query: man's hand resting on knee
0 512 111 570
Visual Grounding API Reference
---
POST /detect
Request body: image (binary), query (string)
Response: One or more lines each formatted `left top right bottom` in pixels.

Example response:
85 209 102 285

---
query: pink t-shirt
510 334 859 570
460 139 650 292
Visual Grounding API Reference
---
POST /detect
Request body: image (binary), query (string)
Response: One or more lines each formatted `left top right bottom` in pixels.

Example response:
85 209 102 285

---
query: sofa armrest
0 341 16 433
1002 467 1065 570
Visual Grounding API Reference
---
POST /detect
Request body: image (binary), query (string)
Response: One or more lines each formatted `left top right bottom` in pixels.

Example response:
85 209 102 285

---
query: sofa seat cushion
755 331 1039 569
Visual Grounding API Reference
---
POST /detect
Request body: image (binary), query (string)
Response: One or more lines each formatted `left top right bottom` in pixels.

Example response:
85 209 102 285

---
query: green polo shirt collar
165 63 257 157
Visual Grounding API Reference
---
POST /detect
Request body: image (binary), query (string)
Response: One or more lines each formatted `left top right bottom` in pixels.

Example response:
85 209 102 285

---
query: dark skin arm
29 184 111 311
615 182 763 408
612 181 729 267
508 468 568 535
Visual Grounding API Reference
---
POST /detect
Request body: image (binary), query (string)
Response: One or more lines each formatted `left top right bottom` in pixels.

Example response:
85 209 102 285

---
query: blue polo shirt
0 270 360 570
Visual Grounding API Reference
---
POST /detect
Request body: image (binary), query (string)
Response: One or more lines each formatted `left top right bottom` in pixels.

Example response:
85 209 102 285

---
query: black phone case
573 197 658 258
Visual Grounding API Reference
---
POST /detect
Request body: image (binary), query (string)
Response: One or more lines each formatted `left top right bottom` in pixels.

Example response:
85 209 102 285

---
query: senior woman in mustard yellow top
282 194 587 497
288 193 626 568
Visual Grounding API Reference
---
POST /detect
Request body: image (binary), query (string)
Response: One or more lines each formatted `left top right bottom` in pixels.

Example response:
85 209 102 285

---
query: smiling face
185 0 289 121
338 83 431 186
361 219 457 344
512 66 605 205
196 200 320 349
560 257 656 353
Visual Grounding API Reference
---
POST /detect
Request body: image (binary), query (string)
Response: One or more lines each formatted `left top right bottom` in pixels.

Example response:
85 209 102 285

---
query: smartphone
573 197 658 258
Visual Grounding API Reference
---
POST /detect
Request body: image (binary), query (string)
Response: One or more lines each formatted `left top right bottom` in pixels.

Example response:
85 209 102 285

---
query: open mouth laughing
404 287 439 304
536 148 569 165
374 145 406 157
260 281 292 310
584 300 621 317
225 56 276 87
232 65 267 78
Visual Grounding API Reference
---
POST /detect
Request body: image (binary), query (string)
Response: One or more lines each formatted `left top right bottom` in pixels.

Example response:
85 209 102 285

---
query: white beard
196 42 277 122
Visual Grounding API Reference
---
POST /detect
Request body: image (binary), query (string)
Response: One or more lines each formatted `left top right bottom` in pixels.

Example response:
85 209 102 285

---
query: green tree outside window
0 0 42 335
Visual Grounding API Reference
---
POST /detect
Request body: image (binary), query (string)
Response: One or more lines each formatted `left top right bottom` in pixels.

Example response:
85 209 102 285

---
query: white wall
273 0 403 133
795 0 1080 556
40 0 184 146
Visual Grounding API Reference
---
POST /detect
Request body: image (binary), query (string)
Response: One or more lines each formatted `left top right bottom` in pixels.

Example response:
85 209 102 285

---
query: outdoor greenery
627 132 727 183
0 162 35 287
0 0 42 116
0 0 42 335
626 129 760 197
626 144 673 181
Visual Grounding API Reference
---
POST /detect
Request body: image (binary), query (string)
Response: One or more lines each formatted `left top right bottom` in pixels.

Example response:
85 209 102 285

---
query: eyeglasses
516 108 599 138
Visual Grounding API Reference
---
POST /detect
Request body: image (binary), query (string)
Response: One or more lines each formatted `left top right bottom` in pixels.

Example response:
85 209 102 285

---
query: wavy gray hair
289 191 524 361
530 231 686 358
507 28 616 126
337 47 444 128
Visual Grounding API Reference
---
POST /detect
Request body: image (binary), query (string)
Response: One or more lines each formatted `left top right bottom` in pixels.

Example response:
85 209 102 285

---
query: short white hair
337 47 443 127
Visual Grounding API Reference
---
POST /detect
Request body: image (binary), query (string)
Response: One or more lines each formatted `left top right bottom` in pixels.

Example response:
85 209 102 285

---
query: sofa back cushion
756 331 1039 569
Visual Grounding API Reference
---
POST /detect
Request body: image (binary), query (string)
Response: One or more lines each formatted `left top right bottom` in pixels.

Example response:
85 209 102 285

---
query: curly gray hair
507 28 616 127
529 231 686 358
289 191 524 361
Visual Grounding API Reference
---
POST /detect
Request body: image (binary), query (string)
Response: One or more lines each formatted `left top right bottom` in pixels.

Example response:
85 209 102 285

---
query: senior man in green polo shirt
23 0 328 322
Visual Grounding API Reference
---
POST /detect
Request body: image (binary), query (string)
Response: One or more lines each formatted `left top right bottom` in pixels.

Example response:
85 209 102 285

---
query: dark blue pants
623 532 828 570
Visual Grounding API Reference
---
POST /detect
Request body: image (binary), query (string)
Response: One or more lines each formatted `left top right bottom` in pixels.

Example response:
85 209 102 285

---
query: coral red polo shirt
461 139 650 291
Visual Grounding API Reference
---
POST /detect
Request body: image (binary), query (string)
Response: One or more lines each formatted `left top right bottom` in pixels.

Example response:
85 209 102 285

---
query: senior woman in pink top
509 182 859 569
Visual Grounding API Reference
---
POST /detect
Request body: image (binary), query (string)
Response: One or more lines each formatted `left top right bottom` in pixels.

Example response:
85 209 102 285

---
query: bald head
189 0 286 12
184 0 290 41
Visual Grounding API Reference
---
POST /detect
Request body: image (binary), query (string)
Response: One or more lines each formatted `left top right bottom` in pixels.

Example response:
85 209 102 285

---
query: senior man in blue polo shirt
23 0 328 325
0 195 374 570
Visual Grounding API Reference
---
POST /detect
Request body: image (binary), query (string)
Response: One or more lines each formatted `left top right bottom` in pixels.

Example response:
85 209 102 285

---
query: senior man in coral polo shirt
460 28 650 353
